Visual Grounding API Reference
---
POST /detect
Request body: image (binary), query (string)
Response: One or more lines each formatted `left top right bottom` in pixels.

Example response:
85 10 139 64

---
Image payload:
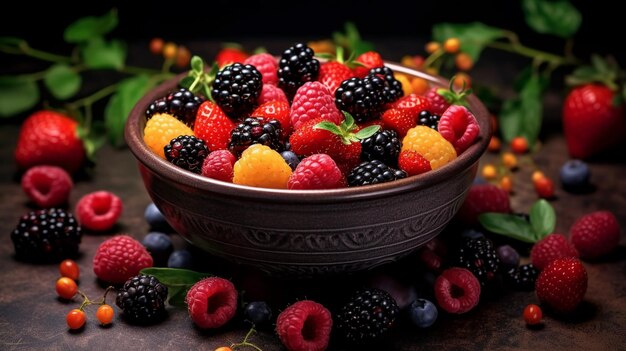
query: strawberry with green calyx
214 44 248 68
179 56 218 103
316 46 356 94
425 77 472 115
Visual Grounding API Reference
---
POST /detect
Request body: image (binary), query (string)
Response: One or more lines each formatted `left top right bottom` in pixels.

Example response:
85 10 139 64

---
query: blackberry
228 117 283 155
418 110 441 130
336 288 399 343
455 236 500 286
11 208 81 262
277 43 320 99
212 63 263 118
145 88 204 128
116 274 168 324
335 76 385 123
347 160 407 187
367 66 403 103
164 135 209 174
360 129 401 165
505 264 539 291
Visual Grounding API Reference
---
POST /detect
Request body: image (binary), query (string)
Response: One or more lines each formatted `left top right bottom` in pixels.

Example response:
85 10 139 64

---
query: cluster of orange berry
149 38 192 68
55 259 115 330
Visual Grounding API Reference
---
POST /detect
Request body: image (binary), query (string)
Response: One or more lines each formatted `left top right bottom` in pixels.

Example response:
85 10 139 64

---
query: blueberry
560 159 591 192
167 249 193 269
243 301 273 326
144 203 172 231
142 232 173 266
496 245 520 270
473 176 488 185
461 229 485 240
408 298 438 328
280 151 300 170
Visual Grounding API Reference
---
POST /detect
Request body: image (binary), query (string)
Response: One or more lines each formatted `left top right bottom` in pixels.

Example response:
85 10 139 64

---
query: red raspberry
258 84 289 105
194 101 235 151
353 51 384 78
434 267 481 314
276 300 333 351
290 81 343 131
186 277 238 329
398 150 432 176
381 108 417 138
438 105 480 154
425 87 451 115
288 154 344 190
244 53 279 85
535 258 587 313
456 184 511 226
201 150 236 182
93 235 153 284
21 165 73 208
252 100 292 138
76 191 123 231
530 233 579 270
570 211 620 260
389 94 431 117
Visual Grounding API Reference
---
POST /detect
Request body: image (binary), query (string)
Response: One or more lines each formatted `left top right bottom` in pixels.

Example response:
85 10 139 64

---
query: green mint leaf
335 22 375 56
140 267 212 306
64 9 118 43
499 72 545 146
104 75 152 147
314 121 343 135
178 76 195 90
522 0 581 38
432 22 505 61
44 64 82 100
190 55 203 73
478 213 537 243
0 76 39 117
82 38 126 70
341 111 355 130
354 125 381 139
566 55 618 90
499 99 522 143
529 199 556 240
167 286 188 306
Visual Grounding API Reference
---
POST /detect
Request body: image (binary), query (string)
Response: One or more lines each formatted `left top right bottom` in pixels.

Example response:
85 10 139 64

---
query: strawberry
252 100 292 138
535 258 587 313
389 94 432 117
381 108 417 137
244 53 279 85
569 211 620 259
456 184 511 226
562 84 626 159
290 81 343 131
318 61 353 94
438 105 481 154
353 51 384 78
398 150 431 176
193 101 235 151
530 234 579 270
215 46 248 67
15 110 86 174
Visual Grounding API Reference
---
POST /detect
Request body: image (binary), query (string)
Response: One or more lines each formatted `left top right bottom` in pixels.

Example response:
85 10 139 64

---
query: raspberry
143 113 195 159
276 300 332 351
438 105 480 154
434 267 481 314
401 125 457 170
93 235 153 284
76 191 123 231
570 211 620 259
201 150 236 182
258 84 289 105
252 100 292 138
233 144 292 189
186 277 238 329
425 87 451 115
21 165 73 208
456 184 511 226
290 81 343 131
530 234 579 270
398 150 431 176
193 101 235 152
535 258 587 313
244 53 279 86
288 154 344 190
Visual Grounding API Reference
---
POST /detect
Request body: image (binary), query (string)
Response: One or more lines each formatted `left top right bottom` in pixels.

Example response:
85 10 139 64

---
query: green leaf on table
522 0 581 38
104 75 152 147
478 213 538 243
0 76 39 117
432 22 505 61
140 267 212 306
43 64 81 100
332 22 375 56
64 9 118 43
499 72 546 146
529 199 556 240
82 38 126 70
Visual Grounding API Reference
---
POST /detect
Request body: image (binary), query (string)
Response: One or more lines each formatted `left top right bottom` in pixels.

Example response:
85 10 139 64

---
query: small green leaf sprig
478 199 556 243
140 267 212 306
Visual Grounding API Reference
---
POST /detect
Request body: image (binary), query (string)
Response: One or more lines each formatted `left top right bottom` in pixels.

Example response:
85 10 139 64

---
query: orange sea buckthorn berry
56 277 78 300
452 73 471 89
482 164 498 180
443 38 461 54
523 304 543 325
96 304 115 325
175 45 191 68
411 77 430 95
162 42 178 60
402 55 418 68
59 259 80 281
425 41 441 54
66 309 86 330
455 52 474 71
502 152 517 169
488 136 501 152
306 39 335 54
499 175 513 193
425 67 439 76
149 38 164 55
214 347 233 351
532 170 546 184
511 136 529 154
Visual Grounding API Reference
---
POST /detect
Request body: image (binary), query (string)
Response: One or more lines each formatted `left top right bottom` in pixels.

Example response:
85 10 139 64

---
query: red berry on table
258 84 289 105
457 184 511 226
76 191 122 231
534 176 555 199
352 51 384 78
186 277 238 329
21 165 73 208
318 61 354 94
276 300 332 351
93 235 153 284
530 233 579 270
55 277 78 300
570 211 620 260
535 258 587 313
215 46 248 67
434 267 481 314
288 154 345 190
244 53 279 85
438 105 480 154
66 309 86 330
14 110 86 174
96 304 115 325
511 136 529 154
289 81 343 131
201 150 236 182
523 304 543 325
193 101 235 151
398 150 432 176
252 100 292 138
59 259 80 281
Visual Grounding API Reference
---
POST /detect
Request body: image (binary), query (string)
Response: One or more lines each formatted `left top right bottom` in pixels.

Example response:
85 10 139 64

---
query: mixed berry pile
142 43 481 189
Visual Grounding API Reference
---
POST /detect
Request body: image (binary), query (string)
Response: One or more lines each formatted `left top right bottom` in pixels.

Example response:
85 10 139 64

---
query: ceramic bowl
125 63 491 276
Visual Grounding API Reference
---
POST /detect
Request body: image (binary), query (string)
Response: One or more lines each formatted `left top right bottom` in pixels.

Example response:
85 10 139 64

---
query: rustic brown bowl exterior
125 63 491 276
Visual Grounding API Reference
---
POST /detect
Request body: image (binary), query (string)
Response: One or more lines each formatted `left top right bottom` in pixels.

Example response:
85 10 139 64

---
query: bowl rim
125 62 491 204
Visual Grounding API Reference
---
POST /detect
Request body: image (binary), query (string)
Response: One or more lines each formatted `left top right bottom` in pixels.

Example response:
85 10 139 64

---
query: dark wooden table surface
1 41 625 351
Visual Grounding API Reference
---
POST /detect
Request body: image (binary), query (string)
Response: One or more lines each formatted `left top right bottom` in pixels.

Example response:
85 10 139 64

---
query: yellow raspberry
233 144 292 189
401 126 457 170
143 113 195 159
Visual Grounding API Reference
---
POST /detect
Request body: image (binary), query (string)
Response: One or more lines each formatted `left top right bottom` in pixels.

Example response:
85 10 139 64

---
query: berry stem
487 31 580 67
423 48 445 68
230 328 262 351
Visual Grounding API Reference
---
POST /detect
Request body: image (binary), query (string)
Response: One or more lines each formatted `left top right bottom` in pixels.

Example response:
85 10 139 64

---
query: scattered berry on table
456 184 511 226
212 63 263 118
496 245 520 270
499 175 513 193
530 233 579 271
347 160 407 187
288 154 344 190
233 144 292 189
186 277 238 329
201 150 236 182
535 258 587 313
417 110 441 130
290 81 343 130
59 259 80 281
560 159 591 192
360 129 401 166
510 136 529 154
143 113 195 159
488 136 501 152
93 235 153 284
336 288 398 343
21 165 73 208
352 51 384 78
505 264 539 291
455 52 474 71
533 174 555 199
244 53 279 86
164 135 209 174
438 105 480 154
228 117 283 155
258 84 289 105
75 191 123 232
318 61 354 94
11 208 82 262
243 301 273 326
570 211 620 260
401 125 457 170
523 304 542 325
398 150 432 176
278 43 320 100
455 236 500 286
144 203 171 232
167 249 194 269
116 274 168 324
434 267 481 314
96 304 115 325
142 232 173 266
66 309 86 330
145 88 204 128
252 100 292 138
276 300 332 351
56 277 78 300
501 152 518 170
193 101 235 151
481 164 497 180
408 298 438 328
280 151 300 171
